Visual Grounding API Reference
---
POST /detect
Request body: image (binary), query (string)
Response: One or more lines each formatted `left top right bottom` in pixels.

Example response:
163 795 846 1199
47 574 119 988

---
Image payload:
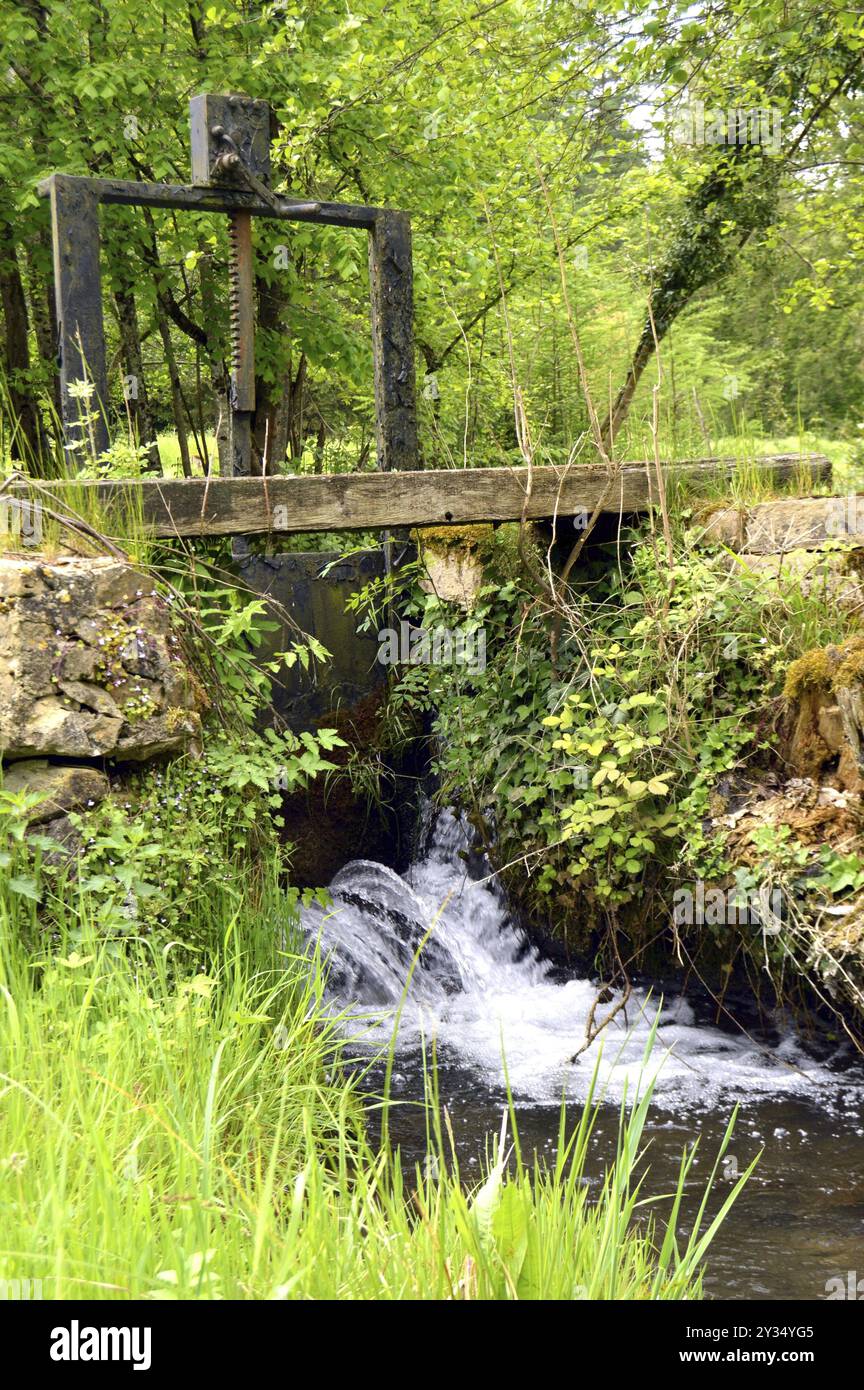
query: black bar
38 173 383 230
3 1297 859 1369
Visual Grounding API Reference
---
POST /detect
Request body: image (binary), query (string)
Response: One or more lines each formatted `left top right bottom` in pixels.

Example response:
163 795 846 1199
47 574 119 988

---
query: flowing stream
301 807 864 1300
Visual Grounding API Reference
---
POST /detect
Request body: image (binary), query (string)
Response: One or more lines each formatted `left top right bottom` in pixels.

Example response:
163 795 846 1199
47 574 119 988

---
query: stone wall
0 555 206 840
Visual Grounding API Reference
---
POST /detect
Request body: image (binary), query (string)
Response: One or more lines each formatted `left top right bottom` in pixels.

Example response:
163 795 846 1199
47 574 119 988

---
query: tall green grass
0 890 752 1301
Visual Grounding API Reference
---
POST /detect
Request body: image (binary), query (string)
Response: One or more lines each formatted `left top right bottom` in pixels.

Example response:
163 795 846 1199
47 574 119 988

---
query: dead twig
570 908 632 1062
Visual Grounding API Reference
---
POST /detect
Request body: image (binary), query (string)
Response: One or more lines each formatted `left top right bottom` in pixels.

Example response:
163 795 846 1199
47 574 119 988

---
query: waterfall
300 807 862 1109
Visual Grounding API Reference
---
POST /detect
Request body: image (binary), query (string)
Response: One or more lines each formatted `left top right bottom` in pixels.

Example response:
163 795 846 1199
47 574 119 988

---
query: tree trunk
198 242 231 474
24 224 62 433
252 272 291 472
287 353 307 461
600 328 657 452
156 308 191 478
313 415 327 473
0 218 43 470
114 287 161 472
260 377 292 473
599 146 782 451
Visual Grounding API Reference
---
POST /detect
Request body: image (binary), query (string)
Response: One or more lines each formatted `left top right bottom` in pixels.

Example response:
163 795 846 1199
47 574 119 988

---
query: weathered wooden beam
47 175 109 459
38 173 382 230
5 455 830 540
368 211 418 471
700 493 862 554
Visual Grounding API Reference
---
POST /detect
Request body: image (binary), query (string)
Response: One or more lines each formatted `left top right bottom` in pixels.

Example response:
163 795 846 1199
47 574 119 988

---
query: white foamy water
300 809 862 1109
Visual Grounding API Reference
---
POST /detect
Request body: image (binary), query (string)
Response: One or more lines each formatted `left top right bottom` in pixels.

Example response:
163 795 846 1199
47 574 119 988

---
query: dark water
303 808 864 1301
380 1062 864 1301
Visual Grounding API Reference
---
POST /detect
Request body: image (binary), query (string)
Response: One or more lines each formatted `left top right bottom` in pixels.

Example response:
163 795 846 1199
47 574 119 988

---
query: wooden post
368 210 418 472
47 175 109 461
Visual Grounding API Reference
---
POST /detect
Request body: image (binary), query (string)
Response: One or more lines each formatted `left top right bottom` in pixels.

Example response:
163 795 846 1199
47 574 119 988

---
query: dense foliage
373 506 864 1030
3 0 864 1306
0 1 862 476
0 529 749 1304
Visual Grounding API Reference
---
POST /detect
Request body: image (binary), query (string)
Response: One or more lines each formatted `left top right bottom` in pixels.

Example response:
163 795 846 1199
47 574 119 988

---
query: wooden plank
700 494 864 554
48 175 109 458
38 173 382 230
368 211 418 470
5 455 831 540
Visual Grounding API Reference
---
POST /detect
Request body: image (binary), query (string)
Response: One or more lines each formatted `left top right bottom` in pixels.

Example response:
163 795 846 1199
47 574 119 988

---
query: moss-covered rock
0 556 205 760
783 638 864 791
1 758 110 823
784 636 864 700
411 525 493 608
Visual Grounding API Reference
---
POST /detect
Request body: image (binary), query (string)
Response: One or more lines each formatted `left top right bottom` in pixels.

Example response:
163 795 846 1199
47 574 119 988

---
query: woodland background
0 0 862 479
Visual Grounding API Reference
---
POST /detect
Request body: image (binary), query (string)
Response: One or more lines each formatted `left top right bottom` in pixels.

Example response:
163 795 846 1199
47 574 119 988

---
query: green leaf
9 875 39 901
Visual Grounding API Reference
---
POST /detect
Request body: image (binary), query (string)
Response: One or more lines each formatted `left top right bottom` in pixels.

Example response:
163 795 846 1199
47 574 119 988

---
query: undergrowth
0 895 751 1300
365 509 864 1032
0 517 751 1300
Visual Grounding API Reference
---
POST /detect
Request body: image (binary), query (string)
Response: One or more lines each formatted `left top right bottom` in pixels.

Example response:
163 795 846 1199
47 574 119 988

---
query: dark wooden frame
37 164 417 471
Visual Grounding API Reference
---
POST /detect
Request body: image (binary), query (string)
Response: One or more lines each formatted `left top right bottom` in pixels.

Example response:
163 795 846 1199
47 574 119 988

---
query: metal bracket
189 94 272 187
